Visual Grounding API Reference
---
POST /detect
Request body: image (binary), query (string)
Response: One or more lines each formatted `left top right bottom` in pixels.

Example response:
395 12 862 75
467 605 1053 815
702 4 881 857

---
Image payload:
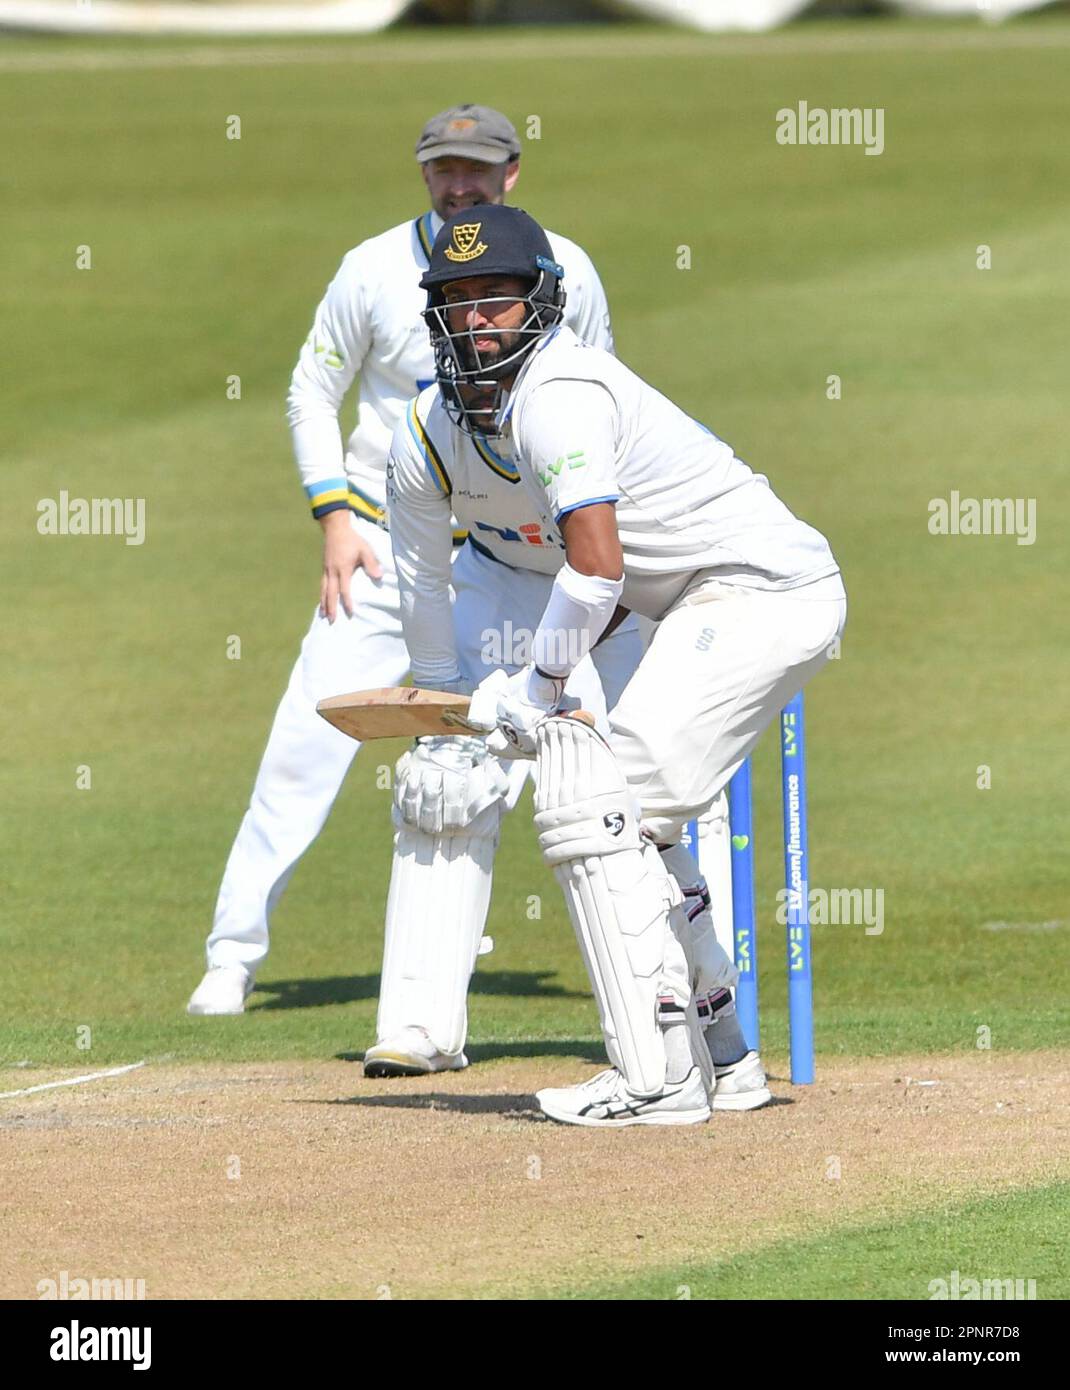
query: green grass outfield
2 18 1069 1074
567 1181 1070 1300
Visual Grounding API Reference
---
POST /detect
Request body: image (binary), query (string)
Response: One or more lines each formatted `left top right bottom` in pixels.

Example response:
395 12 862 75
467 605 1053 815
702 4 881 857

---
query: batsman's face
421 156 519 220
443 274 531 357
441 273 532 414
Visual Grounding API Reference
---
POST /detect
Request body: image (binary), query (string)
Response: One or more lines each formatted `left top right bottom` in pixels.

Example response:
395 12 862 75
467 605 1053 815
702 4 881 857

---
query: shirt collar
415 210 443 263
496 325 563 431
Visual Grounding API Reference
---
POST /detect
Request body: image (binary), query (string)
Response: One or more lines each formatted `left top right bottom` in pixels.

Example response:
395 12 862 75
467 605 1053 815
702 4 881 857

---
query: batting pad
695 791 735 966
658 842 739 996
533 716 684 1097
376 800 500 1057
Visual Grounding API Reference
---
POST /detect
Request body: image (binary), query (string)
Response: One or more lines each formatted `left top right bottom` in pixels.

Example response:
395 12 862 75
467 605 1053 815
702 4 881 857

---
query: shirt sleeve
385 405 460 687
516 378 620 526
286 246 374 520
557 240 614 355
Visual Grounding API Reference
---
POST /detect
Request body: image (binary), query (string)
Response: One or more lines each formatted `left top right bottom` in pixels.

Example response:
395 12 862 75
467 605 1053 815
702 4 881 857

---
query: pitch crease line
0 1059 147 1099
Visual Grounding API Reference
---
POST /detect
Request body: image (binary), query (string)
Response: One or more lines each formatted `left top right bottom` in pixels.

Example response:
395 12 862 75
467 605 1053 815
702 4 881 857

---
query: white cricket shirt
501 327 841 618
386 387 569 685
388 326 842 682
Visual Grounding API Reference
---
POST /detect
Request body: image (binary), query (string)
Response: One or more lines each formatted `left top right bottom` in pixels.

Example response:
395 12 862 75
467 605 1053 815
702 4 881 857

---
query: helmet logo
447 117 477 134
445 221 488 264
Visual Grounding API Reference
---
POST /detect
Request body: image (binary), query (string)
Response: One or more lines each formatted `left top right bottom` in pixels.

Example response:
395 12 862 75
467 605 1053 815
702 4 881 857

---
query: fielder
187 107 622 1060
387 205 847 1124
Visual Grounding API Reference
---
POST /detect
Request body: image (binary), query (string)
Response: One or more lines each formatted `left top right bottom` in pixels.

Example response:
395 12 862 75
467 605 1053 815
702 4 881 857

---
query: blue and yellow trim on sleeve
347 485 389 529
306 477 350 520
307 475 466 545
472 432 520 483
406 399 452 497
414 212 435 262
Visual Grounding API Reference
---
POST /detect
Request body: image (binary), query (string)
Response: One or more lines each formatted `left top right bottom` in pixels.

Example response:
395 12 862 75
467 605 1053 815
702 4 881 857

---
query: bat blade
315 687 483 742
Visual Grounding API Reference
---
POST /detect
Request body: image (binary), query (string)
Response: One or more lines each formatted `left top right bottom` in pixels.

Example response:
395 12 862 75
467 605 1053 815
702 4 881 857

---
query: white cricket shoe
363 1026 468 1078
537 1066 711 1128
711 1050 773 1111
186 964 253 1016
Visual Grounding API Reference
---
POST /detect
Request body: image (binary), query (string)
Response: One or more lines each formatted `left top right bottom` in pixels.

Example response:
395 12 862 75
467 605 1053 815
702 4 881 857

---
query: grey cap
415 104 521 165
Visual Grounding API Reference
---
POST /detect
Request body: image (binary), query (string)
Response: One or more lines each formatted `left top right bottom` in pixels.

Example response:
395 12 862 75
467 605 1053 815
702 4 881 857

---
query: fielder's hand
319 510 382 622
468 665 568 759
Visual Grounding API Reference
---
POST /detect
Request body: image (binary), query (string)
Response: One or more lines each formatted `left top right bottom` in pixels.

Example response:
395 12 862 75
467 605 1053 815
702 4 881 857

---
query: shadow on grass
306 1092 546 1119
251 970 589 1011
304 1088 791 1118
333 1039 604 1064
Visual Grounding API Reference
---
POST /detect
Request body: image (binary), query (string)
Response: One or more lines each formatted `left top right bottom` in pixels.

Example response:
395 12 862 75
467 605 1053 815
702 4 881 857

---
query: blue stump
781 693 813 1084
728 759 759 1053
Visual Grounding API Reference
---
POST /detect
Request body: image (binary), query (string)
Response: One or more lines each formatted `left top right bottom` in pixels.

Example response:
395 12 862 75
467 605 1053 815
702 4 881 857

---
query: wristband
532 563 624 679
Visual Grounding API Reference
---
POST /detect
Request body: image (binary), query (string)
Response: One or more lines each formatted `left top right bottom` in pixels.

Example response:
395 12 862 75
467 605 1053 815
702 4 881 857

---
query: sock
705 989 748 1067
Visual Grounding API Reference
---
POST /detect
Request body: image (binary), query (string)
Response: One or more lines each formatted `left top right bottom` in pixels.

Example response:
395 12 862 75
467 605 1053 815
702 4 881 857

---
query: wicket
686 691 814 1084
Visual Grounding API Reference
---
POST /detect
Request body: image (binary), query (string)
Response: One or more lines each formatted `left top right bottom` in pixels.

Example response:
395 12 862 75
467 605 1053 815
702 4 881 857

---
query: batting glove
468 664 567 759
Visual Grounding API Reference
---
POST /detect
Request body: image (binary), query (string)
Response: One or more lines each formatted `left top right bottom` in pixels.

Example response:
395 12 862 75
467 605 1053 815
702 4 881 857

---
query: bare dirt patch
1 1051 1066 1300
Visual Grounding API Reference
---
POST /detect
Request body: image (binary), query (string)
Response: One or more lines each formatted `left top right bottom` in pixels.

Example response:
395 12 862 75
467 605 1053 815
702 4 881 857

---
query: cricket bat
316 687 597 743
316 687 482 741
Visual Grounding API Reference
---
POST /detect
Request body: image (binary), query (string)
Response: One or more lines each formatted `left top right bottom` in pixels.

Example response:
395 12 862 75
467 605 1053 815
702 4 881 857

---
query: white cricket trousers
206 518 406 971
610 573 847 844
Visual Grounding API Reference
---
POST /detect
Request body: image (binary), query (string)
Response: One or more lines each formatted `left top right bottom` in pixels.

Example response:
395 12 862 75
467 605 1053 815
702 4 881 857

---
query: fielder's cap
420 205 562 291
415 104 521 165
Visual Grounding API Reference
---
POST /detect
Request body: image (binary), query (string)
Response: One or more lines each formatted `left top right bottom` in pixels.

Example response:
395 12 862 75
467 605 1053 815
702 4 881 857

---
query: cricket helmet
420 204 566 435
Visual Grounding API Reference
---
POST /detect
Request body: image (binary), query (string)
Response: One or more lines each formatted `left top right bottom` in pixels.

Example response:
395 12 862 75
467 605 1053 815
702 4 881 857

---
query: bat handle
564 709 597 728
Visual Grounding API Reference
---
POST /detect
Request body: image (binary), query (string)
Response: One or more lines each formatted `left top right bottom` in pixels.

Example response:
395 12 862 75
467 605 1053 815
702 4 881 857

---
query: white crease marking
0 1059 147 1099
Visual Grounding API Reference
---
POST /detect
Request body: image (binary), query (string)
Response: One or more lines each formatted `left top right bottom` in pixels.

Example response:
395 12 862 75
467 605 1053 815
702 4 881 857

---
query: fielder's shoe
711 1050 773 1111
537 1066 711 1128
363 1026 468 1078
186 964 253 1016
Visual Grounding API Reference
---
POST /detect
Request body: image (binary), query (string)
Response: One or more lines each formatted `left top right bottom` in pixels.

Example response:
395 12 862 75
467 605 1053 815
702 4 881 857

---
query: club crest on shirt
445 222 488 263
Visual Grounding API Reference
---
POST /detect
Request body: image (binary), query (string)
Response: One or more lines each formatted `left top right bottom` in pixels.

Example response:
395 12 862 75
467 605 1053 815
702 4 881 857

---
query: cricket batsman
386 205 847 1124
186 107 626 1062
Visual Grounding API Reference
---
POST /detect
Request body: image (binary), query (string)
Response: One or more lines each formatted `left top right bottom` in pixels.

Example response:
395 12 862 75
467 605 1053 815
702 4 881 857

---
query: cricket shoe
537 1066 711 1128
711 1050 773 1111
363 1026 468 1078
186 965 253 1016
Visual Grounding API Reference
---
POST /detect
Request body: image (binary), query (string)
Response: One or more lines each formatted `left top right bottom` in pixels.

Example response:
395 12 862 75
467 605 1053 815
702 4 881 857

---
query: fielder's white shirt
388 328 840 680
286 213 613 526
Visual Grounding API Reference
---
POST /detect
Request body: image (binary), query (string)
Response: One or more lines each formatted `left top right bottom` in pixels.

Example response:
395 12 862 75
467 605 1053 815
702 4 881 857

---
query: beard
457 381 498 416
435 194 486 220
454 328 523 377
